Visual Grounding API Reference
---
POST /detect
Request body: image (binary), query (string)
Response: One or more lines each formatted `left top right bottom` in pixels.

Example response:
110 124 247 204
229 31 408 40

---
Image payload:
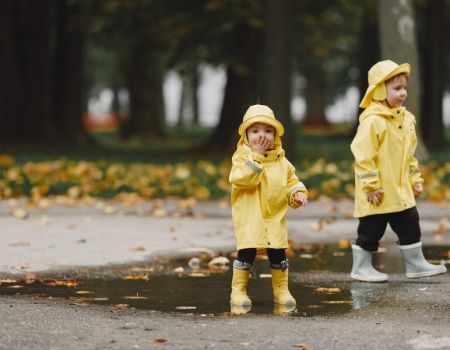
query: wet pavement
1 198 449 349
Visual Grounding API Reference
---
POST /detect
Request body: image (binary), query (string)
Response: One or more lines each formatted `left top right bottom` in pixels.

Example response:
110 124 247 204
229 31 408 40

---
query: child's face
246 122 275 148
385 74 408 108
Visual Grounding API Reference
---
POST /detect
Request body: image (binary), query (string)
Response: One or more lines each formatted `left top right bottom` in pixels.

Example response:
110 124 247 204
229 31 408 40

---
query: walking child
229 104 308 311
350 60 447 282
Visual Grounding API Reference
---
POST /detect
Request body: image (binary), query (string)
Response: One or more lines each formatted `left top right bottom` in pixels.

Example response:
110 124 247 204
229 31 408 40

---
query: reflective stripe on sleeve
356 171 378 179
245 158 262 173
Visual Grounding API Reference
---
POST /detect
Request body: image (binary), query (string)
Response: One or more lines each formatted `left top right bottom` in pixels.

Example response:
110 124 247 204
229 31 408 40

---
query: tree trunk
0 0 20 144
0 0 58 144
261 0 294 158
303 68 328 127
378 0 428 159
206 25 261 152
124 46 165 138
54 0 89 145
420 0 445 151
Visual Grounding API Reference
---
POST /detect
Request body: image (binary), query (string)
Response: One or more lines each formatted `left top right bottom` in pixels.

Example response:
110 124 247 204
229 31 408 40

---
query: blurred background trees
0 0 449 159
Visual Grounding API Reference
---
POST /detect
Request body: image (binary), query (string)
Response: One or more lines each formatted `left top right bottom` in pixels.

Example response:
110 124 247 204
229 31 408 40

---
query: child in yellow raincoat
350 60 447 282
229 104 308 311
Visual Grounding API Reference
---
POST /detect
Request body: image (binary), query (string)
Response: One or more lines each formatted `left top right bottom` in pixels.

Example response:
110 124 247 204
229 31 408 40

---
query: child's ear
373 83 387 101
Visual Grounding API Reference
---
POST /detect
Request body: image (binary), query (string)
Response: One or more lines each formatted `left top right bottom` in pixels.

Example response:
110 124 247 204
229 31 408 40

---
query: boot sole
350 273 388 282
230 300 252 307
406 266 447 278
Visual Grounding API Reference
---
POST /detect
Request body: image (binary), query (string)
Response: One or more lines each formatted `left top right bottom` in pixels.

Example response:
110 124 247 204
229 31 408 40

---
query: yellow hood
237 104 284 149
359 60 410 109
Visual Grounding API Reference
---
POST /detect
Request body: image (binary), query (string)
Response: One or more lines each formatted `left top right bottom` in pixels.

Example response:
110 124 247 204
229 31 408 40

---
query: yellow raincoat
351 101 423 218
229 105 307 250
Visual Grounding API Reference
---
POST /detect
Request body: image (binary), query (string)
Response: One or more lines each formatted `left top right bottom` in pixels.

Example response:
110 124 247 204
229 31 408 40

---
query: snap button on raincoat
229 105 307 250
351 101 423 218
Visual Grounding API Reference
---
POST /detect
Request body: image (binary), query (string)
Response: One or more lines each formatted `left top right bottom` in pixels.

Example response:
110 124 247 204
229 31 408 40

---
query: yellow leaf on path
314 287 341 294
436 218 448 234
8 241 30 247
75 290 94 294
11 208 28 219
120 274 149 281
13 264 29 270
131 246 146 252
122 295 147 300
34 215 50 226
321 300 352 304
338 239 351 249
0 279 17 283
24 273 36 284
102 205 117 214
112 304 129 309
293 344 312 350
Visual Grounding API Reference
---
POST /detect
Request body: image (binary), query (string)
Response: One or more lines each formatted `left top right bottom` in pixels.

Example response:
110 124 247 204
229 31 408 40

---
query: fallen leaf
131 246 146 252
321 300 352 304
24 273 36 284
76 290 94 294
153 338 168 344
34 215 50 226
293 344 312 350
208 256 230 270
8 241 30 247
314 287 341 294
120 274 149 281
13 264 29 270
112 304 129 309
0 279 17 283
122 294 147 300
11 208 28 219
338 239 351 249
436 218 448 234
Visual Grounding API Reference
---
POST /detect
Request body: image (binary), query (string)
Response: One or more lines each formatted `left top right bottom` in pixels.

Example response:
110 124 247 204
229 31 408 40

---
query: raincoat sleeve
229 149 265 189
407 128 424 186
350 116 383 192
286 161 308 209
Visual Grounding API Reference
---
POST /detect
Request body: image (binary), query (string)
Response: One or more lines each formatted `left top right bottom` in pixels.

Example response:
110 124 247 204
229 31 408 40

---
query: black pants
356 206 421 252
237 248 286 265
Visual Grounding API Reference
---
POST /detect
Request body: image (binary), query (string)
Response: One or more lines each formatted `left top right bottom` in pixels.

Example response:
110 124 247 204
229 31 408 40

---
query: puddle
0 243 448 317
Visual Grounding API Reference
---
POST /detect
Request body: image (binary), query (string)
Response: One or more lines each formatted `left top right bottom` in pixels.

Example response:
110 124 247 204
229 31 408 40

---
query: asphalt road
1 198 449 350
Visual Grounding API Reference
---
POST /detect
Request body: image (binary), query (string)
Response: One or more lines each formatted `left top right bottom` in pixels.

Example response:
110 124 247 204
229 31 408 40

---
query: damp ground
1 242 448 318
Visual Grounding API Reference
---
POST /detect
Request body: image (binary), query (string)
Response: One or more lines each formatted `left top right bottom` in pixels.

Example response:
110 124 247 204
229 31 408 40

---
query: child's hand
366 189 384 206
293 192 307 206
250 136 271 155
413 183 423 198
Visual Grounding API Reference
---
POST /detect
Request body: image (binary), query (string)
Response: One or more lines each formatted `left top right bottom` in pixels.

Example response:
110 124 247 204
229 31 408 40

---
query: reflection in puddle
0 243 447 317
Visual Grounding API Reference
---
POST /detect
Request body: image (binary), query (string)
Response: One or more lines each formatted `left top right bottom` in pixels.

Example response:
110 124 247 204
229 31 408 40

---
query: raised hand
250 135 271 155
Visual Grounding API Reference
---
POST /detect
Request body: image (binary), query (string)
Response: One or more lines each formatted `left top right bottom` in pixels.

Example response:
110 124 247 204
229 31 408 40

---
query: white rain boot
350 244 388 282
399 242 447 278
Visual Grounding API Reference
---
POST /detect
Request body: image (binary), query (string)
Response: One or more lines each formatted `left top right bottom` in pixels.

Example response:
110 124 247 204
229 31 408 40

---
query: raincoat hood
359 60 410 109
237 104 284 149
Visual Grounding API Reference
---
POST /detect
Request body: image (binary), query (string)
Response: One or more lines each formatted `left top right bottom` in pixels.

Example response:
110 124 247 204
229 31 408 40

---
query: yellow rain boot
271 266 296 306
230 261 253 306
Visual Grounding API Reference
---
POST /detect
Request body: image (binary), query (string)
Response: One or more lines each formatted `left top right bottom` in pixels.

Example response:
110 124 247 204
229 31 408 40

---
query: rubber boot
230 261 253 306
271 262 296 306
230 304 251 315
399 242 447 278
350 244 388 282
273 303 296 315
